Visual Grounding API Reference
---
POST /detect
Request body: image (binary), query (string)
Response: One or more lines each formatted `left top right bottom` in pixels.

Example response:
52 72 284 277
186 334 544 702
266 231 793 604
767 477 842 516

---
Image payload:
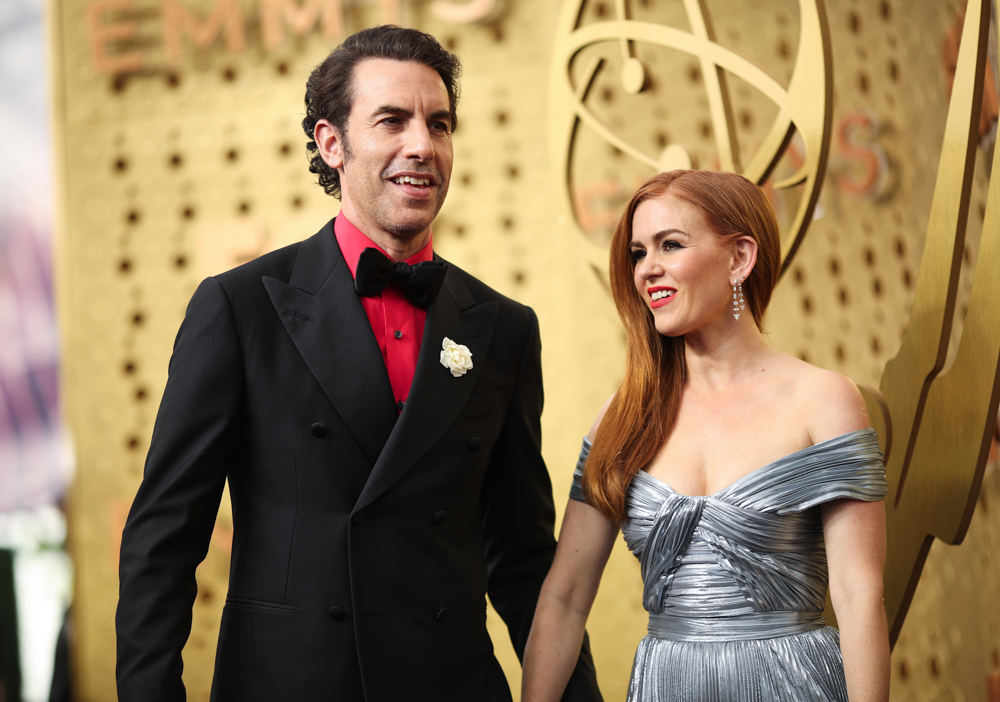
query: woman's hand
521 499 618 701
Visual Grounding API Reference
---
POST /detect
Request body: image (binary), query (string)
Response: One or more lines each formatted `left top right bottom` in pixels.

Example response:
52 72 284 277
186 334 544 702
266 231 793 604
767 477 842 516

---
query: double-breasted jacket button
310 423 327 438
352 511 365 526
328 606 345 621
435 608 449 623
432 510 447 526
467 436 482 452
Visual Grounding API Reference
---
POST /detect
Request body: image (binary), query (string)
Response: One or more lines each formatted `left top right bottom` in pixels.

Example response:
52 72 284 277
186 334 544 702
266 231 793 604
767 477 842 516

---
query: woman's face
630 193 735 337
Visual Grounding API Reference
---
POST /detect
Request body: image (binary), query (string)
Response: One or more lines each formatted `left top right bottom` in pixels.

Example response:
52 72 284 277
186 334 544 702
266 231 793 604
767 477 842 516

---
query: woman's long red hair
583 170 782 523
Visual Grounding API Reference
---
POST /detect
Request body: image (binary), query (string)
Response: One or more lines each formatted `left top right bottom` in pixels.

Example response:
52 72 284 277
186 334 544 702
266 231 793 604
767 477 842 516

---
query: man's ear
731 235 759 282
314 119 345 171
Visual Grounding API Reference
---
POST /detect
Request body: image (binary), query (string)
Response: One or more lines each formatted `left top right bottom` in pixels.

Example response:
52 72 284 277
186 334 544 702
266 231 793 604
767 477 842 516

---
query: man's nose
404 122 434 161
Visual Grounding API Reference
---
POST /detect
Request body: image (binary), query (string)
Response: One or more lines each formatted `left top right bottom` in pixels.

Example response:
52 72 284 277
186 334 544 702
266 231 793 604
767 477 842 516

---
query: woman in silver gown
522 171 890 701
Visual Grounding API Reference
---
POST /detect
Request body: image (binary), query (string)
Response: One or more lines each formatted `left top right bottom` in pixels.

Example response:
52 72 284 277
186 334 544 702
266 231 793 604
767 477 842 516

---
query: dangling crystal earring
732 277 745 320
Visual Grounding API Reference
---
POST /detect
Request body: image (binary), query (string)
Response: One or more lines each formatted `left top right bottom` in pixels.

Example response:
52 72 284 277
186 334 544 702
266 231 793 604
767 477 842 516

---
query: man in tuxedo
116 25 602 702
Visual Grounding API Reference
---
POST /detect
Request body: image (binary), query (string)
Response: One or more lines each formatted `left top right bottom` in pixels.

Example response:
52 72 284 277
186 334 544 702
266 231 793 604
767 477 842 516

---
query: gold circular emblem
548 0 833 277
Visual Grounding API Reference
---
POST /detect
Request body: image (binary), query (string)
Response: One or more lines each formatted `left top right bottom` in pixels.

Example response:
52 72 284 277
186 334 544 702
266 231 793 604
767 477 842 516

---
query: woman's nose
637 255 661 279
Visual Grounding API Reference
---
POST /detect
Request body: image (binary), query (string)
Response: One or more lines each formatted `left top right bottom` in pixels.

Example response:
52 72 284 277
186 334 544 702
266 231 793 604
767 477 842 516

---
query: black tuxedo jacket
116 220 602 701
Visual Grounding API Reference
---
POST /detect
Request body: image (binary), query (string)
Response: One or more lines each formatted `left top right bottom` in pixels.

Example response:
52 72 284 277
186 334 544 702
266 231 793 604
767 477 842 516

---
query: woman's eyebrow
632 228 688 247
653 228 689 240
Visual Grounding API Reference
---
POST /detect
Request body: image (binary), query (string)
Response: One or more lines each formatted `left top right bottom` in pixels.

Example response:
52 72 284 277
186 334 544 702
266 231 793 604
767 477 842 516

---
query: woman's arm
522 498 618 702
808 370 889 700
822 497 890 702
523 396 618 701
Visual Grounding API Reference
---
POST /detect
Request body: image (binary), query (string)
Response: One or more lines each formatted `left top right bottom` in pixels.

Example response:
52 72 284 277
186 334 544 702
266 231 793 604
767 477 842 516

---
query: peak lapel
355 268 499 511
263 221 397 466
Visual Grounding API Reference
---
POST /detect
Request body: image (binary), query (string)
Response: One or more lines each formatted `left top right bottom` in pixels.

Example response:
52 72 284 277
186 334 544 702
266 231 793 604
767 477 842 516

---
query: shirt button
468 437 482 452
432 510 447 525
397 400 405 411
328 606 345 621
394 330 402 339
310 423 327 438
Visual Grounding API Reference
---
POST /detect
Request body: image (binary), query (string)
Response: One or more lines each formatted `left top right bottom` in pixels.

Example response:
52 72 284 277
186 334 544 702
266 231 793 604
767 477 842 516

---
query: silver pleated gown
570 428 887 701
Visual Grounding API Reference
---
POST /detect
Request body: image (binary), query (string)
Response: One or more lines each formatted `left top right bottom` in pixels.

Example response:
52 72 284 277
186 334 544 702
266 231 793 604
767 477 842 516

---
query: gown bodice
569 428 887 700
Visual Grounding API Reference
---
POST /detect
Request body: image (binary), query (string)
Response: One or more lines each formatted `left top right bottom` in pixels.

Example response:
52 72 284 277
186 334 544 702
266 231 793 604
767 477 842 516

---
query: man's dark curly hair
303 25 462 199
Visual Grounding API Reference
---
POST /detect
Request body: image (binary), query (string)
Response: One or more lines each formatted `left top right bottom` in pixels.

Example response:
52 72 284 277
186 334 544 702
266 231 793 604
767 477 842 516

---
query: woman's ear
731 235 758 283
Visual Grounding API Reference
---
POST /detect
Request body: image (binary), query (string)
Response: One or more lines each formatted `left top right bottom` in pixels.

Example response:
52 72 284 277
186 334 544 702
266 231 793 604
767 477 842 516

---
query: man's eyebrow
372 105 413 118
370 106 453 125
427 109 452 124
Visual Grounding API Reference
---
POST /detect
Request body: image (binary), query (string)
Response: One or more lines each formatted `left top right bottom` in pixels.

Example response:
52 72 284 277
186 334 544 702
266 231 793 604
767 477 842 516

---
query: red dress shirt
334 215 432 412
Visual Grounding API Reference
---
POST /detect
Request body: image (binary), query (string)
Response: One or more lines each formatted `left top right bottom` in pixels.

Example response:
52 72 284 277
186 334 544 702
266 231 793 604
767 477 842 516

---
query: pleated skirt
626 626 849 702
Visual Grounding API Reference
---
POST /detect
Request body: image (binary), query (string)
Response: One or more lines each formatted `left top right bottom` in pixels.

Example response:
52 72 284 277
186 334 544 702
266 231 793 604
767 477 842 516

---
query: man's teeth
650 290 675 301
394 176 431 186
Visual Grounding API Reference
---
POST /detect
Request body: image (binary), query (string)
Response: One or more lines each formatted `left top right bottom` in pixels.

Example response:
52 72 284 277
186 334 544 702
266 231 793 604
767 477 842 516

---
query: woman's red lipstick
647 286 676 309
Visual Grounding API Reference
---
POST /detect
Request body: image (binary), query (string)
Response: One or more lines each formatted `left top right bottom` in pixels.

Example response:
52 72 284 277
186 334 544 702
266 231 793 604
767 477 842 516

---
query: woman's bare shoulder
587 394 617 442
779 354 870 443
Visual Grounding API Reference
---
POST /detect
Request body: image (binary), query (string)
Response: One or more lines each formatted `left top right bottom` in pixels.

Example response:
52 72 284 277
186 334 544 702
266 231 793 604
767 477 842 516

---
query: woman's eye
630 249 645 262
664 240 682 251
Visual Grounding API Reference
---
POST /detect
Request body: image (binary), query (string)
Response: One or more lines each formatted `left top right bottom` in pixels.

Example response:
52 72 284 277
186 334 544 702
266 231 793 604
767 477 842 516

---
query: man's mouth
391 175 433 187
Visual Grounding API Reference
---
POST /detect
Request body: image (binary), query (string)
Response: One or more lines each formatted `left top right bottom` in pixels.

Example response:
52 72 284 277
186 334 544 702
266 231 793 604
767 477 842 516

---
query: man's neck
338 202 431 262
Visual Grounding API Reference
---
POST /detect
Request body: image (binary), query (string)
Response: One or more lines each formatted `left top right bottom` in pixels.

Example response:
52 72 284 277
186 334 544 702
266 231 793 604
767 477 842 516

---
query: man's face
322 59 454 245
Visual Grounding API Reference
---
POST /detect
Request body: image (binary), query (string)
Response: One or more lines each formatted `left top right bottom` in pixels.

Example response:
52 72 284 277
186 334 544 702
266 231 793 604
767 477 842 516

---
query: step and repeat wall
49 0 1000 700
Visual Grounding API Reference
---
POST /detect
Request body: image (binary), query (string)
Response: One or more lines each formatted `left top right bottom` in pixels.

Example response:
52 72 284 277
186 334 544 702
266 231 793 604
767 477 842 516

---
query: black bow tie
354 247 448 308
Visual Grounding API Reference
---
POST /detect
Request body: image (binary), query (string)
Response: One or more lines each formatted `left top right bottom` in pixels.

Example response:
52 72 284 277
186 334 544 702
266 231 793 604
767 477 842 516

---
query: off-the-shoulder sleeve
723 428 888 514
568 436 592 503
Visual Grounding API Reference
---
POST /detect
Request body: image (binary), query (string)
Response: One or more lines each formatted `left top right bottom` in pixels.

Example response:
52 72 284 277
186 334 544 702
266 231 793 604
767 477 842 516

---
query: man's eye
431 121 451 133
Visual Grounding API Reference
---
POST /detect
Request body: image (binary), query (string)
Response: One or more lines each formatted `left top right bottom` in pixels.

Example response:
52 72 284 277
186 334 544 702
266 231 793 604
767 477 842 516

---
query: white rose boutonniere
440 337 473 377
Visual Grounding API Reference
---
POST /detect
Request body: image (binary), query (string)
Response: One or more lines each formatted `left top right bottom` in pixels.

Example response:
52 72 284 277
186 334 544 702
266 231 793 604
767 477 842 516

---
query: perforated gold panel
49 0 999 700
890 461 1000 702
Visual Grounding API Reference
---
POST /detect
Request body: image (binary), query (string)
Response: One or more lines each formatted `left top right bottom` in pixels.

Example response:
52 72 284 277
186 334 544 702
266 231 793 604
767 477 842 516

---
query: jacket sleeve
116 277 243 702
479 307 603 702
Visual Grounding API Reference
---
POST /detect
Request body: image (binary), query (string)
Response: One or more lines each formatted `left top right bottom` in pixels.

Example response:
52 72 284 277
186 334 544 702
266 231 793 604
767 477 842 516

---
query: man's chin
382 216 436 241
382 206 441 239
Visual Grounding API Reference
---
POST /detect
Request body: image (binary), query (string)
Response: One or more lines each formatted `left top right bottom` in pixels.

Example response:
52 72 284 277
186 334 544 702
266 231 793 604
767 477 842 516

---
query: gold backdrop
48 0 1000 700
